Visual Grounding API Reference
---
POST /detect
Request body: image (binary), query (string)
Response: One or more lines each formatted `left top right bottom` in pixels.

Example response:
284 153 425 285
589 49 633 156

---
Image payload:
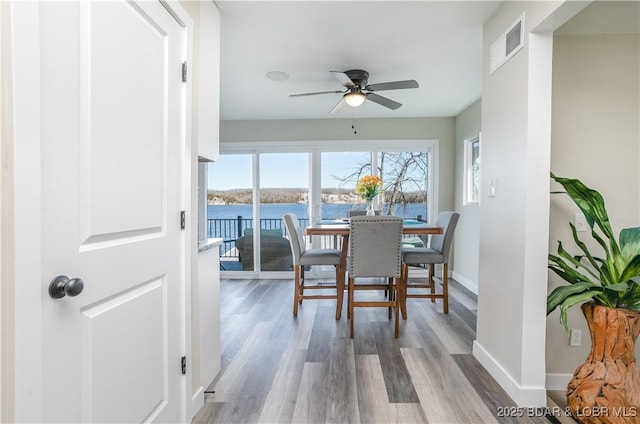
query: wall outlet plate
574 212 588 232
570 329 582 346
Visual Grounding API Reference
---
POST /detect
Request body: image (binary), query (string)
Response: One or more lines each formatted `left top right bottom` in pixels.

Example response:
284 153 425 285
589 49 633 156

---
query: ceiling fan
289 69 419 114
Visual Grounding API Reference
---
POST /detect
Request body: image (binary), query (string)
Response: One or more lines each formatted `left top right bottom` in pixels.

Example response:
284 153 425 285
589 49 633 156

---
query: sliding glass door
210 140 437 277
257 153 309 271
207 154 253 272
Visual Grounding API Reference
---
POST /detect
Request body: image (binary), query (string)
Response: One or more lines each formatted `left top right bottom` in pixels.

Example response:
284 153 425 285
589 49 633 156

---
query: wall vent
490 13 525 74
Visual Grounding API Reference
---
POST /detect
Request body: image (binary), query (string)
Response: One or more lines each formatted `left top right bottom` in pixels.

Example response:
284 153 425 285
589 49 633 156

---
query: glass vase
366 199 375 216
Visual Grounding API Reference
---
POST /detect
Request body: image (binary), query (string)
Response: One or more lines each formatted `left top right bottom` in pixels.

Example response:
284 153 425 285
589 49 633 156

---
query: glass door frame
219 139 439 279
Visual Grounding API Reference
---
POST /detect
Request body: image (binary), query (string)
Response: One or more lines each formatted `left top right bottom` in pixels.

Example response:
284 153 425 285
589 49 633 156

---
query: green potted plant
547 173 640 423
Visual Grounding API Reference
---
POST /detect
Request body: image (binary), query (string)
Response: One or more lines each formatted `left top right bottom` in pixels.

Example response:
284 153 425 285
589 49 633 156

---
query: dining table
304 218 444 285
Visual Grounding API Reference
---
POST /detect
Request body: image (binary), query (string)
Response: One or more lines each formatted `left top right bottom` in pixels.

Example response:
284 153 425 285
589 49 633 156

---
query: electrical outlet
570 329 582 346
574 212 588 232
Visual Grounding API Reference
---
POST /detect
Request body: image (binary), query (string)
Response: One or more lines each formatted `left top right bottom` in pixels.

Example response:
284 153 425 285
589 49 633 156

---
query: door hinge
182 61 187 83
180 211 186 230
181 356 187 375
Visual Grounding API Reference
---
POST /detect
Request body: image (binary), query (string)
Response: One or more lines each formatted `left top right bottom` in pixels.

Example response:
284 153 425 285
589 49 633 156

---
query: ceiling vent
490 13 525 74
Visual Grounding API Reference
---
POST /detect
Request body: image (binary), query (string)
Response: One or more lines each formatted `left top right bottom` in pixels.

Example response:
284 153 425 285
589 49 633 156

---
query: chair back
349 216 403 278
347 210 367 218
430 211 460 263
282 213 306 265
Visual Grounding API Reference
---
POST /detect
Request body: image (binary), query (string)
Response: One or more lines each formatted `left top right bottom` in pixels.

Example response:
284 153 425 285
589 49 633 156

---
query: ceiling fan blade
330 71 356 88
289 90 344 97
329 98 346 115
366 93 402 110
365 80 419 91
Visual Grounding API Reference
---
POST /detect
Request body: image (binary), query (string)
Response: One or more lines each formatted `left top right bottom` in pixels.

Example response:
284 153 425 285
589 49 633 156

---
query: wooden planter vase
567 303 640 423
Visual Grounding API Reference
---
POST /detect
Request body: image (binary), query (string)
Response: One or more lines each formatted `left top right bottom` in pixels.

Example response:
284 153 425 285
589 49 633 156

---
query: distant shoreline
208 187 425 206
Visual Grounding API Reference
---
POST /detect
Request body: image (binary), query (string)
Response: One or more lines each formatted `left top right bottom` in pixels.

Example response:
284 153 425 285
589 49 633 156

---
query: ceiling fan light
344 92 366 107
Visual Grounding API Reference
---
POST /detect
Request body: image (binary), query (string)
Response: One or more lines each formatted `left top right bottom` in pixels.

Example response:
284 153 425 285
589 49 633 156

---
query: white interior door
36 1 185 422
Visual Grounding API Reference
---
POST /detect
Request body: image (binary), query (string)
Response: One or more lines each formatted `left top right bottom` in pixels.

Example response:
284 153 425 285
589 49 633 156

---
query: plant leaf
603 282 629 292
547 281 599 315
559 293 599 333
620 227 640 261
551 174 623 273
620 254 640 283
557 238 599 280
550 174 614 238
549 254 597 285
568 223 601 274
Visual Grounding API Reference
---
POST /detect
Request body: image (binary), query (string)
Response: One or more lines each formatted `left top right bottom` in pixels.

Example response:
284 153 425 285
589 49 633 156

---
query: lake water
208 203 427 220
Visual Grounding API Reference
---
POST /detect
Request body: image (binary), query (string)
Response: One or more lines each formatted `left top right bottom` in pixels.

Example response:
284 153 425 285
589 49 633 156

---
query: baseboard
190 386 205 420
452 271 478 295
546 373 571 391
472 340 547 407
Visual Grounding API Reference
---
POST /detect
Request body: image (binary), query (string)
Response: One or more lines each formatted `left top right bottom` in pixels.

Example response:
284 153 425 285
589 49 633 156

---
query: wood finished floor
194 277 573 424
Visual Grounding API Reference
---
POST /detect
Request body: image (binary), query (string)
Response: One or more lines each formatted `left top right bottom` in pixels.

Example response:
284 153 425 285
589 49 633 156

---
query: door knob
49 275 84 299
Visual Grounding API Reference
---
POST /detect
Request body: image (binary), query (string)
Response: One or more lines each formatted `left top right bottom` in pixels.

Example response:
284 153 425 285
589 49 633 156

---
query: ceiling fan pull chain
352 111 357 134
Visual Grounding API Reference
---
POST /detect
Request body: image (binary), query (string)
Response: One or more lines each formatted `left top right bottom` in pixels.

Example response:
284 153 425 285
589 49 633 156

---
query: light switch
574 212 588 232
489 179 496 197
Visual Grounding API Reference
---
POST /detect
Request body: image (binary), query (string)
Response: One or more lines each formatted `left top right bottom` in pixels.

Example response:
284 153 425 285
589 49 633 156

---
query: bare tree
380 152 428 215
334 151 429 215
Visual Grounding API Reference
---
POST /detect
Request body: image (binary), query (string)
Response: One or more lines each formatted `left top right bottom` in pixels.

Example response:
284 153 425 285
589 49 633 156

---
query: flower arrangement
355 175 382 201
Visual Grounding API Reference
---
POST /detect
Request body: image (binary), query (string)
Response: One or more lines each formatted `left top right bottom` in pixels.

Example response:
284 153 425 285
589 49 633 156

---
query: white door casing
12 1 189 422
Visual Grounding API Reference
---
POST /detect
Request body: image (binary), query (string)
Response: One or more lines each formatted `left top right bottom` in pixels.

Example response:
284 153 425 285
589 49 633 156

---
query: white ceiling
216 1 503 121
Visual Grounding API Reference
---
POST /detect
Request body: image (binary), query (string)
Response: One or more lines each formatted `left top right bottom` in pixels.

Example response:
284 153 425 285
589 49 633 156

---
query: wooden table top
305 219 443 236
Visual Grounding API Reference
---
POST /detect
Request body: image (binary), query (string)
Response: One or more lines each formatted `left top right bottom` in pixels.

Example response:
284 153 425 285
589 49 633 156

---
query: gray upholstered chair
347 215 404 338
282 213 343 319
401 211 459 315
347 209 367 218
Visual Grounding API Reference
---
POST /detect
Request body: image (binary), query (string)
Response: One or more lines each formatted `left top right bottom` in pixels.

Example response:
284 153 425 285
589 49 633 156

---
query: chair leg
442 263 449 314
335 265 344 320
293 266 301 316
299 267 305 304
349 276 355 338
385 277 394 300
429 264 436 302
347 275 351 320
388 277 393 319
394 278 400 338
400 264 408 320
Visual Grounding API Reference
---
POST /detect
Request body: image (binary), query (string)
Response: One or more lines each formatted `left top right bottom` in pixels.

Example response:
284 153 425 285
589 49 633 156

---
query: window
320 151 371 218
463 135 480 205
377 150 430 220
208 139 438 276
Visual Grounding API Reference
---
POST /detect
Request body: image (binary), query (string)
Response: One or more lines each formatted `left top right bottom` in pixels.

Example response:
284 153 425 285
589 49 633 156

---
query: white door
35 1 185 422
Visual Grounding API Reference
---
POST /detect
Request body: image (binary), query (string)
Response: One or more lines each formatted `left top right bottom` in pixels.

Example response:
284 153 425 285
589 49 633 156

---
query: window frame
215 139 439 277
463 134 480 206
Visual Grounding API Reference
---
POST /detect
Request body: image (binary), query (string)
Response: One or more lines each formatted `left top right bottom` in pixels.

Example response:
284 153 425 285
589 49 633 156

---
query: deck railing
207 216 311 259
208 214 427 259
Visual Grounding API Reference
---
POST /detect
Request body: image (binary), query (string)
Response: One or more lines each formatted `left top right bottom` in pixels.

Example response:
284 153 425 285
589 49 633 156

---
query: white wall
474 1 565 407
0 2 12 420
546 32 640 388
220 117 457 212
453 100 481 293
